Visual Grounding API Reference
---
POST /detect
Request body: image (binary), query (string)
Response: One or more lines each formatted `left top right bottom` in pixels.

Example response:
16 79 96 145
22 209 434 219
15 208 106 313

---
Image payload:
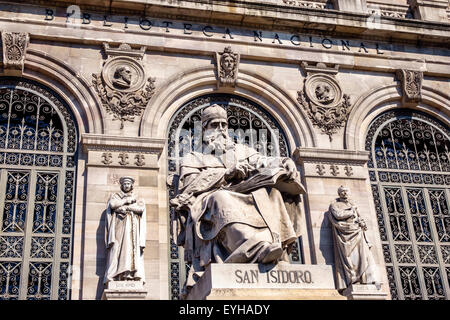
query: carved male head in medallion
112 65 132 89
304 74 342 108
101 56 146 93
314 83 335 105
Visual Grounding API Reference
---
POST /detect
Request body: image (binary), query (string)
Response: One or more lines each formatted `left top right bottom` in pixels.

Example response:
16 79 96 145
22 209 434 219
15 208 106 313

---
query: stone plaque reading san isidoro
206 264 336 290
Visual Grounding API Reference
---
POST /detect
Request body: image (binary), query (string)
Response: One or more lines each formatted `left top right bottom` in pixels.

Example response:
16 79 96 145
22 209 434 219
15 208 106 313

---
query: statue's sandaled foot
260 242 283 264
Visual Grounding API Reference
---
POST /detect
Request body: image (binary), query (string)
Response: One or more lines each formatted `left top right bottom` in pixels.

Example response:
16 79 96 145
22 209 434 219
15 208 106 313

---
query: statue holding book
169 104 305 297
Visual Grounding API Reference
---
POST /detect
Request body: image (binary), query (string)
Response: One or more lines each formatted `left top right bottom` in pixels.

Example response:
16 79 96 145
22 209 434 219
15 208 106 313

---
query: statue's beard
204 130 230 153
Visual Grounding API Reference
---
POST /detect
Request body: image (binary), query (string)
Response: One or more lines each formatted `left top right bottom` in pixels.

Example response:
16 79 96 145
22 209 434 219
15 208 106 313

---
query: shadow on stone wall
319 210 334 265
95 209 107 299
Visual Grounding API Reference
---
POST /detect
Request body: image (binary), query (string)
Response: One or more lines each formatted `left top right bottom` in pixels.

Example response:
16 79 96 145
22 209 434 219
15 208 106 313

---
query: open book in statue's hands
227 166 306 195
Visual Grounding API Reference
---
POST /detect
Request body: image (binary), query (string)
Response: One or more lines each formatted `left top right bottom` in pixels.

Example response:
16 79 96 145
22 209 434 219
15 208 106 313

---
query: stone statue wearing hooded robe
328 186 380 290
104 176 146 284
169 104 306 297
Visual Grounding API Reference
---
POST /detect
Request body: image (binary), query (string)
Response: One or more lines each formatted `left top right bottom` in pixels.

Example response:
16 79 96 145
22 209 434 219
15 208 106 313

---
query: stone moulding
395 69 423 103
81 133 165 168
293 147 369 179
81 133 165 154
1 31 29 75
92 43 156 129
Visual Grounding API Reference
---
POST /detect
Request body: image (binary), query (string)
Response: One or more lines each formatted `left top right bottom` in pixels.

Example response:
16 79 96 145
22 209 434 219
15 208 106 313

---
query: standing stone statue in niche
104 176 146 284
328 186 380 291
169 104 305 297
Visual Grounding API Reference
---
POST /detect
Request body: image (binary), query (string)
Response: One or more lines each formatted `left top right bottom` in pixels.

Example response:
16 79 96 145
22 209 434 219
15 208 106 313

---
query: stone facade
0 0 449 300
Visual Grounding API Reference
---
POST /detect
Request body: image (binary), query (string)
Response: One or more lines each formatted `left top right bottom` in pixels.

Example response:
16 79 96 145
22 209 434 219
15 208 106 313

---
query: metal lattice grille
367 110 450 300
0 78 77 300
166 94 301 299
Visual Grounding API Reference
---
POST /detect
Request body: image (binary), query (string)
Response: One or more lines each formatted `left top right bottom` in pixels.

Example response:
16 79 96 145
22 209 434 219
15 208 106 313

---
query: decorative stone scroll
297 62 351 141
215 46 240 88
1 31 29 75
395 69 423 103
92 43 155 129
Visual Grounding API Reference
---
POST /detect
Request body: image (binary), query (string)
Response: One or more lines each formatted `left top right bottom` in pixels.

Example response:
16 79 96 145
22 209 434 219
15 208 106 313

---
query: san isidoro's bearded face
203 118 230 152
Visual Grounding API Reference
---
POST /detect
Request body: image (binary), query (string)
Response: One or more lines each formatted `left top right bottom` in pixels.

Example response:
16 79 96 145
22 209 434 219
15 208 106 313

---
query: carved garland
297 73 351 141
92 43 156 129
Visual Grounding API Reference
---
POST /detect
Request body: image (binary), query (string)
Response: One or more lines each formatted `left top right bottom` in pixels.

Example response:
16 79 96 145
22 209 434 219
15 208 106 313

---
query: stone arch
18 48 106 135
140 65 317 151
345 83 450 151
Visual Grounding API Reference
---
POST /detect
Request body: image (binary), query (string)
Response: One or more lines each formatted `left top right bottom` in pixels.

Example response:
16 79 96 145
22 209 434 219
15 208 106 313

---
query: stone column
293 147 390 299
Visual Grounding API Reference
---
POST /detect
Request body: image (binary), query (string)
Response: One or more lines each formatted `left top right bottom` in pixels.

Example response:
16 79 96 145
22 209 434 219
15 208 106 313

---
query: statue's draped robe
104 191 146 284
173 143 303 292
328 200 378 290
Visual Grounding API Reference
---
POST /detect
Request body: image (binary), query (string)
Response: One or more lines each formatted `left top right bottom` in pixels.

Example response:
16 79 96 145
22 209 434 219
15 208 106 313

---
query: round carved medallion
101 56 146 92
304 74 342 108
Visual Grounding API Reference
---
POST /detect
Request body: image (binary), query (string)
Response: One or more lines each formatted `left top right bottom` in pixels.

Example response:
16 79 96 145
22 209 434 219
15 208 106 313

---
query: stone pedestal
102 281 147 300
186 263 346 300
342 284 388 300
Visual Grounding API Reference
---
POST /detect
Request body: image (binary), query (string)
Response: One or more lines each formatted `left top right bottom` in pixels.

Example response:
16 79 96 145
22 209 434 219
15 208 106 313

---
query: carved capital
1 31 29 76
297 63 351 141
92 43 155 129
396 69 423 103
215 46 240 88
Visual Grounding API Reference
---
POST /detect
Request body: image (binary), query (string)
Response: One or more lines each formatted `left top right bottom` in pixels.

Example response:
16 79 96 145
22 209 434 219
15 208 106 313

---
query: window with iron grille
366 109 450 300
0 78 77 300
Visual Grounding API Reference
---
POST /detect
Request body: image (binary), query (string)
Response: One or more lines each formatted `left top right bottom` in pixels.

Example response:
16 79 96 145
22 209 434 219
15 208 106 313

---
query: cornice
8 0 450 45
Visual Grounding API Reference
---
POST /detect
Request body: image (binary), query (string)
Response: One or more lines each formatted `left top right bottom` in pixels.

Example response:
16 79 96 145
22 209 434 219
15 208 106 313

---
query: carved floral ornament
1 31 29 74
92 43 156 129
297 63 351 141
215 46 240 88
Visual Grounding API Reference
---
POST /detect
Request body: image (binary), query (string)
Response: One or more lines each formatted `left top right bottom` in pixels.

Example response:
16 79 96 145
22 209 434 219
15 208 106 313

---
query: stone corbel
330 0 367 13
395 69 423 104
1 31 29 76
215 46 240 89
409 0 448 23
